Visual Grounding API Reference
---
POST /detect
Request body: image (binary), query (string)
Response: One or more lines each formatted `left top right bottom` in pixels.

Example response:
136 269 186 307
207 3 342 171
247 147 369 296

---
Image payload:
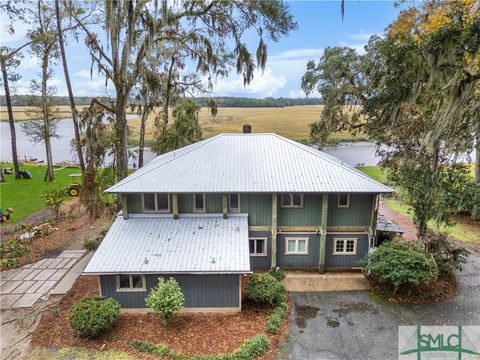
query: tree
71 0 297 181
153 99 202 154
54 0 85 173
146 277 184 325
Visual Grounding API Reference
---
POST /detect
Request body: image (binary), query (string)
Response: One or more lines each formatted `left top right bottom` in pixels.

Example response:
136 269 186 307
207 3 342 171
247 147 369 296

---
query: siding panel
100 274 239 308
127 194 142 214
278 194 323 226
248 231 271 270
241 194 272 226
276 233 320 268
324 233 369 268
327 194 373 227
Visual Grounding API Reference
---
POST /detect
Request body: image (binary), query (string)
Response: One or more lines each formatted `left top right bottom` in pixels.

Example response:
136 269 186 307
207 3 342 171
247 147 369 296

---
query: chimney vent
243 124 252 133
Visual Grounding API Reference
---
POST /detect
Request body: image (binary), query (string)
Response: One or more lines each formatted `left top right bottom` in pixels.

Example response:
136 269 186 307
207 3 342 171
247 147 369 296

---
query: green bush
266 301 289 334
69 296 121 338
42 187 67 219
365 240 438 291
424 232 470 273
146 277 184 325
269 267 286 281
247 273 285 306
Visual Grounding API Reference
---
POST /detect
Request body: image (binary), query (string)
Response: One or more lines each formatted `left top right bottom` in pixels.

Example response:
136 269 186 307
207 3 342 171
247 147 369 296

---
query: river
0 117 474 167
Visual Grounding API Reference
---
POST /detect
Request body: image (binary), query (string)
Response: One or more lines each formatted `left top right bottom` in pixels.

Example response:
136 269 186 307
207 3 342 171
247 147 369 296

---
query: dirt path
378 198 418 241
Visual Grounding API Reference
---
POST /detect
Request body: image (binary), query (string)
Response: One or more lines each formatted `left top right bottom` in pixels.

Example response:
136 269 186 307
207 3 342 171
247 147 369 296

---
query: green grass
356 166 388 184
0 163 81 224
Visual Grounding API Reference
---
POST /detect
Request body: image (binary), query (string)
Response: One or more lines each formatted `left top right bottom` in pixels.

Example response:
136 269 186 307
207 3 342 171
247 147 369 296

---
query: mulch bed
32 276 290 360
366 271 458 304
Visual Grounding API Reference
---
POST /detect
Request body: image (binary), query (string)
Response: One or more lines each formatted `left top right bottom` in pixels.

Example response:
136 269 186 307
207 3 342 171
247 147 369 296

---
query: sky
0 1 401 99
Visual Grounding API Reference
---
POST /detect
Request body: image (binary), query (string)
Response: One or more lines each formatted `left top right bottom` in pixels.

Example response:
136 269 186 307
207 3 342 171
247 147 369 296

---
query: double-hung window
116 274 146 291
285 237 308 255
228 193 240 212
249 238 267 256
194 193 206 213
337 194 350 208
143 193 170 213
280 193 304 208
333 238 358 255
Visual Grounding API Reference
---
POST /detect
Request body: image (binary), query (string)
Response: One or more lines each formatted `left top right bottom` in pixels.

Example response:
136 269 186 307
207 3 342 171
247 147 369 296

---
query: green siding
278 194 323 226
241 194 272 226
126 194 142 213
327 193 373 227
178 194 193 213
207 194 223 213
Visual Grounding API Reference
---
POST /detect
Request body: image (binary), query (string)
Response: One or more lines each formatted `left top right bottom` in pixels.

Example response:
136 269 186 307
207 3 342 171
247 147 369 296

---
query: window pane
132 275 144 288
156 194 169 211
346 240 355 253
335 240 344 253
195 193 204 210
229 193 239 209
281 194 291 206
257 239 265 254
298 240 306 252
339 194 349 206
292 194 302 206
249 240 255 254
143 194 156 211
119 274 130 288
287 240 296 252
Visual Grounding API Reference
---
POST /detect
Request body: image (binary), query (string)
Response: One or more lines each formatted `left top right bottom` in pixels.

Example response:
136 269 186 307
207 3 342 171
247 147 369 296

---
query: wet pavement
277 250 480 360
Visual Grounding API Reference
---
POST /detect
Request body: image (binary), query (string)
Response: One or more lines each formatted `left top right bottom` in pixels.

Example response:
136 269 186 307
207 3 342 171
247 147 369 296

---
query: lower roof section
83 213 250 275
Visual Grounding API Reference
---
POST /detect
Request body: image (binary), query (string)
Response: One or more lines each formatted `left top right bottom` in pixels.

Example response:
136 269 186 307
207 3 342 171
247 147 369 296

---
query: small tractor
66 173 82 196
1 208 13 223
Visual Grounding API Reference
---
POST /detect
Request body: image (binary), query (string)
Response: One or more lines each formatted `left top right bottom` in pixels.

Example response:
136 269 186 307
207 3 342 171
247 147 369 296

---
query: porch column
121 194 128 220
271 194 278 269
223 194 228 219
319 193 328 273
172 193 179 219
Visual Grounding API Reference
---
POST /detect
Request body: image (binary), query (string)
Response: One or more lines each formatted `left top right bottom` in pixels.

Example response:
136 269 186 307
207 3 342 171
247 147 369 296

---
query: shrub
69 296 121 337
247 273 285 306
266 301 289 334
146 277 184 325
268 267 286 281
365 240 438 291
234 334 270 359
424 232 470 273
42 188 67 219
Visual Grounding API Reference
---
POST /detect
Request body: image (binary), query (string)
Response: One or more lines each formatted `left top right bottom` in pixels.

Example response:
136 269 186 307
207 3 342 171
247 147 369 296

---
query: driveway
277 249 480 360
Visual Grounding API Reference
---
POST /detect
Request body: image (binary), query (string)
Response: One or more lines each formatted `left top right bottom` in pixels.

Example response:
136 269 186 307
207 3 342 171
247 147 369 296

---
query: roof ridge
270 133 391 191
107 134 225 191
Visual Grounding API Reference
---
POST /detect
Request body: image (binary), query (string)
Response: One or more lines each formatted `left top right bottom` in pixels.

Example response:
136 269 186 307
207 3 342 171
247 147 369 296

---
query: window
228 193 240 212
333 238 358 255
338 194 350 208
285 237 308 255
249 238 267 256
280 193 304 208
116 274 146 291
143 193 170 213
194 193 206 213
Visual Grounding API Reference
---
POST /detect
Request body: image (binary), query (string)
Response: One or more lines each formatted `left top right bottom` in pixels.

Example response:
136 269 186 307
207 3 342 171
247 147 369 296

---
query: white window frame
249 237 267 256
193 193 206 213
228 193 241 213
142 193 170 213
116 274 146 292
337 194 350 208
333 238 358 255
285 237 309 255
280 193 304 208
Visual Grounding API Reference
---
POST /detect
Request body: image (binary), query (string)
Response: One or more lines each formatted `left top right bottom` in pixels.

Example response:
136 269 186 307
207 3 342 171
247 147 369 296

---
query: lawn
357 165 480 244
0 105 88 121
0 163 81 224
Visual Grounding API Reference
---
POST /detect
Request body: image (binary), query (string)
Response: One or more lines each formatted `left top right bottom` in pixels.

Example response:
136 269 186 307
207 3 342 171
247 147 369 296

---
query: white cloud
346 30 374 42
19 56 40 70
270 48 324 61
212 67 286 97
75 69 94 79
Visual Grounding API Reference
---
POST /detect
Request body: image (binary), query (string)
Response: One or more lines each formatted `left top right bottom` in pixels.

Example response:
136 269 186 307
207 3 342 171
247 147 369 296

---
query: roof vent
243 124 252 133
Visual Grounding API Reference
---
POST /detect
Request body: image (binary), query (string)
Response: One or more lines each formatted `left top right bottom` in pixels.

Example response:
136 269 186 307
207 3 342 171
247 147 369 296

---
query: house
83 132 394 311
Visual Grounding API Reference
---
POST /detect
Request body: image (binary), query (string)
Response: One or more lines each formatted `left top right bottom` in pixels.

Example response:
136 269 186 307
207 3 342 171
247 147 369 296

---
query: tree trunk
115 90 128 180
55 0 85 173
472 126 480 221
41 53 55 182
138 105 147 168
1 60 21 179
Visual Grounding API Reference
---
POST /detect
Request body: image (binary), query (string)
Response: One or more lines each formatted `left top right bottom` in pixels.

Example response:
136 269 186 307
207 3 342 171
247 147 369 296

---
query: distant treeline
1 95 322 108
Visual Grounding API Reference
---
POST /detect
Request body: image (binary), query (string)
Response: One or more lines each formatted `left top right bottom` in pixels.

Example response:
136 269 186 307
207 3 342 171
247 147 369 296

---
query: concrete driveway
277 249 480 360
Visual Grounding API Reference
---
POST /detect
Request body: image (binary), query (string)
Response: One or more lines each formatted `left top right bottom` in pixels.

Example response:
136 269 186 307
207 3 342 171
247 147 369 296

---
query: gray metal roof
376 213 404 233
107 133 394 194
83 213 250 274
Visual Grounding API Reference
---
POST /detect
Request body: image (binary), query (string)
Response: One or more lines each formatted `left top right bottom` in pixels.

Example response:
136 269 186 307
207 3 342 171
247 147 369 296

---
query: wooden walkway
282 272 370 292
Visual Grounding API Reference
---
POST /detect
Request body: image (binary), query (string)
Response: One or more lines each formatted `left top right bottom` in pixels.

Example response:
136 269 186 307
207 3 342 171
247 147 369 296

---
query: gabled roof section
107 133 394 193
83 214 250 274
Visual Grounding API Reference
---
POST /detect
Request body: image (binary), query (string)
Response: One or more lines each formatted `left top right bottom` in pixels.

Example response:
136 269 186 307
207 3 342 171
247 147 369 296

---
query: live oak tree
71 0 297 181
